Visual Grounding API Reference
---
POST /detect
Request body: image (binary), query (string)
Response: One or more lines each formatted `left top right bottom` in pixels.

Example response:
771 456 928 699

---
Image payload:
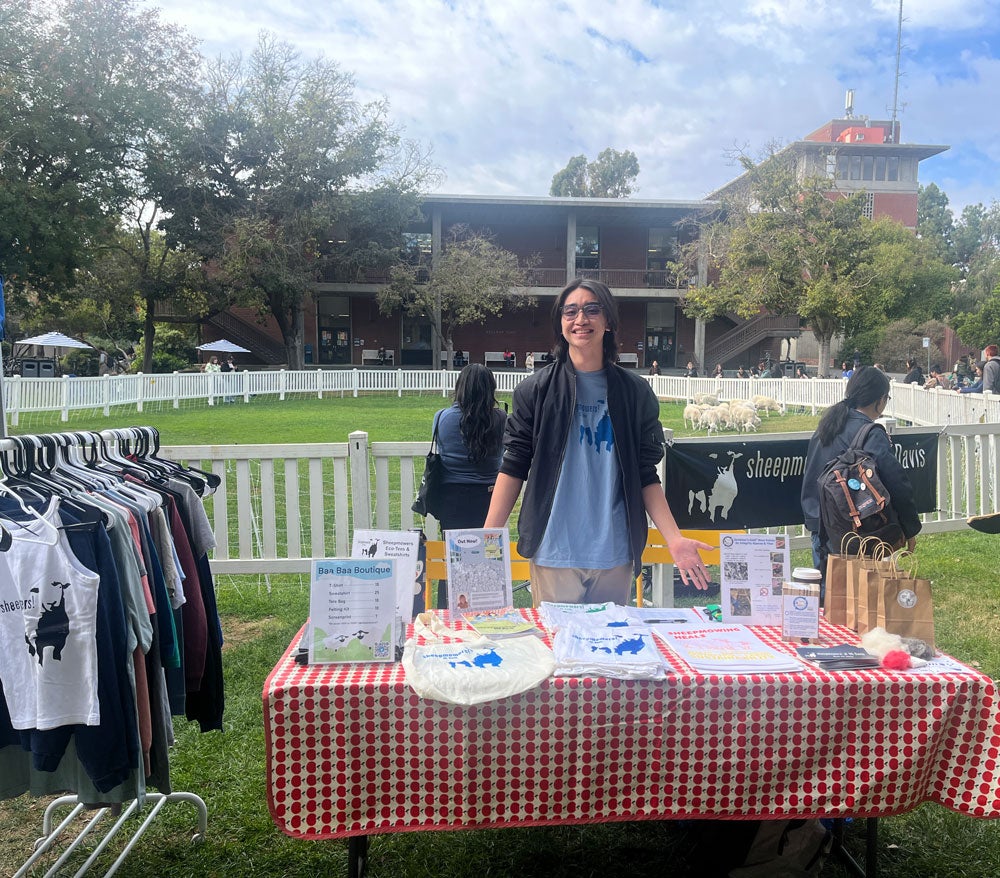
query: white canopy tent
16 331 94 352
196 339 251 354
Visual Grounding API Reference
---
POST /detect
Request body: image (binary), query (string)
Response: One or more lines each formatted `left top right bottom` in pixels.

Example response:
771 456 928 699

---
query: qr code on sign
373 641 390 659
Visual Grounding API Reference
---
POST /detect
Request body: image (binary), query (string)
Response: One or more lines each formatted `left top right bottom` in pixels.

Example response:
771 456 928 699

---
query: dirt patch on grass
220 616 280 651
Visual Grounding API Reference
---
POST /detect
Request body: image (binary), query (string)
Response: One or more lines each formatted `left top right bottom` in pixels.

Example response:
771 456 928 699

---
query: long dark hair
815 366 890 445
549 278 620 366
454 363 502 462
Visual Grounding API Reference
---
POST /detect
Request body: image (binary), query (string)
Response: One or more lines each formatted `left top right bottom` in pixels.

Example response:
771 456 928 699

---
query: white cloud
143 0 1000 212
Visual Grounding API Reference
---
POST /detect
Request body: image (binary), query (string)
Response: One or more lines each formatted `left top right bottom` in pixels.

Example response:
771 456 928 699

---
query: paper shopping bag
877 554 935 649
825 534 862 627
824 553 848 626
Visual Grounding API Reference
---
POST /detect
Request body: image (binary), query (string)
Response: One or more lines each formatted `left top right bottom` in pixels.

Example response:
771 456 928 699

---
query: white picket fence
161 420 999 576
6 368 998 428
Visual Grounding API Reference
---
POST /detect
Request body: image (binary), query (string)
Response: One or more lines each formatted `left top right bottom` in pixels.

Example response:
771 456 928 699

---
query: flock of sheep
682 393 783 434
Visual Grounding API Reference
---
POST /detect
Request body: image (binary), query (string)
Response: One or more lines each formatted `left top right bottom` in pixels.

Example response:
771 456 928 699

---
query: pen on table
644 618 688 624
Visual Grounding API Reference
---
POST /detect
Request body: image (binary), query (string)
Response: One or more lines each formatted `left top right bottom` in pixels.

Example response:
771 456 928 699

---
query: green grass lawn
1 398 998 877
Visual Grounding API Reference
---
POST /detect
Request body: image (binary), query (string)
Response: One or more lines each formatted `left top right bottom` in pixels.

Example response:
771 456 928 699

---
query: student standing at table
485 279 711 605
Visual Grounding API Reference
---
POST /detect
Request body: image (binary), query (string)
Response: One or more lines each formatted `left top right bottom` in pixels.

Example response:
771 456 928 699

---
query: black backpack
818 421 903 554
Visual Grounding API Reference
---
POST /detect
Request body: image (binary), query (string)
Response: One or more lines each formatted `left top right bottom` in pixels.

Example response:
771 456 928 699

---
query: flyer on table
719 533 790 626
351 529 421 642
308 558 396 663
444 527 512 613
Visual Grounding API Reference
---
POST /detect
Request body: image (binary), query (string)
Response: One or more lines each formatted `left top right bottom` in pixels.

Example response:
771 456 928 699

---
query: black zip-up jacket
499 357 666 577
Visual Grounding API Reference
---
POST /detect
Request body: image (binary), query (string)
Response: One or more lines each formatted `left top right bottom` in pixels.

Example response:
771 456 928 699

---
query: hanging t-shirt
535 369 631 569
2 499 101 731
0 550 37 729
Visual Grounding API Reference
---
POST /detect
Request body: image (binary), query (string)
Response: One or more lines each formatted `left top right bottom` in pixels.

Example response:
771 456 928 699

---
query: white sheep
693 392 719 406
751 394 781 416
698 407 723 434
683 404 704 430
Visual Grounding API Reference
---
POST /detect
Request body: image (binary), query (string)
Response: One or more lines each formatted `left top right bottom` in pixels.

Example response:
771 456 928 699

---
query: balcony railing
577 269 681 289
318 264 683 289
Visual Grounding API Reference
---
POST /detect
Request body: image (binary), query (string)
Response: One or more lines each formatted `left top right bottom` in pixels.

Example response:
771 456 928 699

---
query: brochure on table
308 558 396 663
461 608 542 639
653 624 804 674
352 529 421 643
719 533 790 626
444 527 512 613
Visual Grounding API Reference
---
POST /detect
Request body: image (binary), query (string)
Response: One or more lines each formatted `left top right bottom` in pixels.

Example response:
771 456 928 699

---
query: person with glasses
485 279 712 605
801 366 920 582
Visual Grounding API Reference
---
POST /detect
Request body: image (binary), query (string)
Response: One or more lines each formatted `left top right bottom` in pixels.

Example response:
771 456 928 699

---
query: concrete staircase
706 314 802 367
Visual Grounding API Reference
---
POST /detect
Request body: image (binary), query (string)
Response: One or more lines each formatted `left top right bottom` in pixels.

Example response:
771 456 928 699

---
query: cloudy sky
148 0 999 214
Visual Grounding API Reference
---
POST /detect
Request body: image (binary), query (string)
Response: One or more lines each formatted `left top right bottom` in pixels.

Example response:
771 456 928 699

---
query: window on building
835 154 849 180
402 232 432 266
861 192 875 220
576 226 599 270
647 228 678 272
849 155 863 180
887 156 899 182
862 156 874 181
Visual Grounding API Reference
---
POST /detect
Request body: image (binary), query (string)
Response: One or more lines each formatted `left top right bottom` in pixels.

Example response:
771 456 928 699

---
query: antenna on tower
845 89 855 119
889 0 903 143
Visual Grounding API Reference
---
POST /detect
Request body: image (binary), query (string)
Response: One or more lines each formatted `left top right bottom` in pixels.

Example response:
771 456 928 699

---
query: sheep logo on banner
688 451 743 522
25 580 72 666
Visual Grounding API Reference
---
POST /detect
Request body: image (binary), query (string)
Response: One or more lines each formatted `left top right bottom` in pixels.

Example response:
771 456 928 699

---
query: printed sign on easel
444 527 512 613
308 558 396 663
352 529 421 642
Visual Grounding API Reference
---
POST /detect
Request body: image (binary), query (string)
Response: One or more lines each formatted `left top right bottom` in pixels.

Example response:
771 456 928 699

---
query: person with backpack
981 343 1000 394
801 367 920 581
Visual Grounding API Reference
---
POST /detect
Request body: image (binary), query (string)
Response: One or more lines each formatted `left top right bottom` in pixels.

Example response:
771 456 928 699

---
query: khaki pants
529 561 632 607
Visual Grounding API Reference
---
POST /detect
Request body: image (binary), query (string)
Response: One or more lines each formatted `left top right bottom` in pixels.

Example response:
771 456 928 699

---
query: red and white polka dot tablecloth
263 613 1000 840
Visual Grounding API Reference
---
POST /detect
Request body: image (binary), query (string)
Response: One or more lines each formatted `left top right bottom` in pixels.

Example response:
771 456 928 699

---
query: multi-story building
200 105 949 372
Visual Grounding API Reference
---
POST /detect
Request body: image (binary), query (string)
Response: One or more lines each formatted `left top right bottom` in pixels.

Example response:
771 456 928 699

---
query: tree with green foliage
550 148 640 198
0 0 200 331
378 228 532 366
161 34 434 369
684 156 956 376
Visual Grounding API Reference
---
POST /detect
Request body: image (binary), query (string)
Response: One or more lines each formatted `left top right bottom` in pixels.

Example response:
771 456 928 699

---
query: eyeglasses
560 302 603 320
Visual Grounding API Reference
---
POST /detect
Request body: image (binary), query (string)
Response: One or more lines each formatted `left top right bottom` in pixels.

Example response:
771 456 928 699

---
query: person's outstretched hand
669 536 715 590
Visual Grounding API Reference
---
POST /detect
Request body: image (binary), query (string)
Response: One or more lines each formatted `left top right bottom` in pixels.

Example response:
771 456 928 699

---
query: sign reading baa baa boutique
664 432 938 530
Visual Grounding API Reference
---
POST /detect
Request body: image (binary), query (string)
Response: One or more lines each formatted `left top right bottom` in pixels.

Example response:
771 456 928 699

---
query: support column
694 245 709 370
432 208 443 366
694 319 706 373
565 212 576 285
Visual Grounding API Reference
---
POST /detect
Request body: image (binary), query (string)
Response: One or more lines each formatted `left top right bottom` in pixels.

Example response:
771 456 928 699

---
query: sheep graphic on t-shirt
25 580 72 666
591 634 646 656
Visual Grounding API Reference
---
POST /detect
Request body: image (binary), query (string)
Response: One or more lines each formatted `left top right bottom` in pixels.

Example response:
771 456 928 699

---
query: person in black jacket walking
485 279 711 605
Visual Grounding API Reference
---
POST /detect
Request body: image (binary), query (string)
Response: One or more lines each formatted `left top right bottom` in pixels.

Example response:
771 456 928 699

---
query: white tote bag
402 612 555 706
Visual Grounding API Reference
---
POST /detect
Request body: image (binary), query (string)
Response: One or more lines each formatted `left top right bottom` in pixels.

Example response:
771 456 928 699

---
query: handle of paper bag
890 549 919 579
840 532 863 555
859 535 887 559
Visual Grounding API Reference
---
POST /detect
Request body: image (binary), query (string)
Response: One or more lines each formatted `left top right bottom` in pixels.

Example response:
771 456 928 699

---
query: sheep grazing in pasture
683 403 705 430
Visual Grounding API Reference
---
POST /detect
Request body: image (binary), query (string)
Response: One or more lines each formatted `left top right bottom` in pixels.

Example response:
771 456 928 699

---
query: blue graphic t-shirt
535 369 631 569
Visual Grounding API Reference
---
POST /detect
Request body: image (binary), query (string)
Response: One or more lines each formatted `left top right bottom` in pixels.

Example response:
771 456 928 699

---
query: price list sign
308 558 396 664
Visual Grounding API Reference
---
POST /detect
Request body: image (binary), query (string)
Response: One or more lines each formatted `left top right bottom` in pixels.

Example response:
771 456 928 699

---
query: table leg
831 817 878 878
347 834 369 878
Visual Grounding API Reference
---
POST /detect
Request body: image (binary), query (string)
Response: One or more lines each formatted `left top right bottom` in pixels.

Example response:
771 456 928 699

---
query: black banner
663 432 938 530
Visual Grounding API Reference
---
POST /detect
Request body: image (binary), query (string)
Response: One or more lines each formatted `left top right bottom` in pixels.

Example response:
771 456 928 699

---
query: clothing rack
1 427 215 876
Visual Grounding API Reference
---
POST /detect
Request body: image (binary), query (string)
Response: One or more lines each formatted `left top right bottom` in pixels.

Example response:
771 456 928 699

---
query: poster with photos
444 527 512 613
719 533 790 626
